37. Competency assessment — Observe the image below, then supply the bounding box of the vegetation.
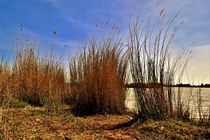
[0,42,66,112]
[0,108,209,139]
[128,10,191,120]
[69,36,128,115]
[0,6,208,140]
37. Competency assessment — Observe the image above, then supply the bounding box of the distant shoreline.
[125,83,210,88]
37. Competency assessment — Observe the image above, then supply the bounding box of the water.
[125,87,210,118]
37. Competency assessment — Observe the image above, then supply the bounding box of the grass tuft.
[69,36,128,115]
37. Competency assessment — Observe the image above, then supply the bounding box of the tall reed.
[11,45,66,110]
[128,10,190,119]
[0,58,11,103]
[69,36,128,115]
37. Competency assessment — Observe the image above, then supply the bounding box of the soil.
[0,106,209,140]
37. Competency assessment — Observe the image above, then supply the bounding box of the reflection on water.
[125,87,210,118]
[125,88,138,112]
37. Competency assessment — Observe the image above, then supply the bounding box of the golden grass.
[69,37,128,115]
[0,46,66,112]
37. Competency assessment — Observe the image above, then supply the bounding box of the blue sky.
[0,0,210,83]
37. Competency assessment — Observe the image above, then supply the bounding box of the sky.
[0,0,210,84]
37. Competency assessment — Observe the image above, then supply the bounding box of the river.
[125,87,210,119]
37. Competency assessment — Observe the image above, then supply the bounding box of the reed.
[0,58,11,100]
[69,36,128,115]
[10,45,66,111]
[195,88,210,125]
[128,10,190,119]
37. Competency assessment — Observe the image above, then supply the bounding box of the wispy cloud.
[0,0,210,75]
[154,0,210,47]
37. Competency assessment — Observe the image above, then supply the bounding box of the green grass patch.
[3,98,31,108]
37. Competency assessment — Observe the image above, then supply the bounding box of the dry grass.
[128,10,191,119]
[12,46,66,110]
[69,36,128,115]
[0,43,66,112]
[195,88,210,125]
[0,58,12,101]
